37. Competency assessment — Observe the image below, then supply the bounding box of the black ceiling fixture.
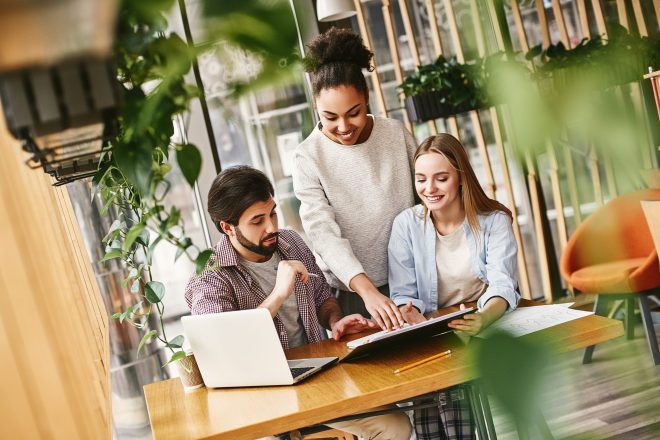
[0,57,119,185]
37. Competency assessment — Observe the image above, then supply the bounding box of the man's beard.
[235,227,278,257]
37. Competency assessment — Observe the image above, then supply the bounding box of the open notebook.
[342,307,474,361]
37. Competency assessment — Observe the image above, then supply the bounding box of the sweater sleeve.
[292,151,366,290]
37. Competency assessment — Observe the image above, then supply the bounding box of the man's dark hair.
[207,166,274,234]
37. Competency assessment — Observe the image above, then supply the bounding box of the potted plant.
[399,55,489,123]
[97,0,301,370]
[525,25,660,94]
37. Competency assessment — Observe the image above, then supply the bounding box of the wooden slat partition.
[424,0,460,139]
[382,0,413,132]
[507,0,555,302]
[591,0,608,36]
[551,0,571,47]
[511,0,530,52]
[616,0,630,30]
[490,109,533,299]
[353,0,389,117]
[442,0,497,199]
[631,0,648,36]
[396,0,437,134]
[535,0,552,48]
[0,106,110,438]
[576,0,590,39]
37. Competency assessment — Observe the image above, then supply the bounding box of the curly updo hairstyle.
[303,27,374,98]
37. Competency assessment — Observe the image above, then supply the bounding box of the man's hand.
[399,301,426,325]
[331,314,378,340]
[448,303,484,336]
[272,260,309,300]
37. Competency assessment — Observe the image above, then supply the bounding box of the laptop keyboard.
[290,366,315,378]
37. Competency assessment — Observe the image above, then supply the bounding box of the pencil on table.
[393,349,452,374]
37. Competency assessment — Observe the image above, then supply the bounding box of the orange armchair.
[560,189,660,365]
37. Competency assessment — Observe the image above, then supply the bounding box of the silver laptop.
[182,308,337,387]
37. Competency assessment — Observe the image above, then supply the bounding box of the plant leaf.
[166,335,185,349]
[176,143,202,187]
[162,350,187,367]
[175,237,192,261]
[195,249,213,274]
[137,330,157,356]
[123,223,146,252]
[131,279,142,294]
[144,281,165,304]
[113,139,154,197]
[101,249,123,262]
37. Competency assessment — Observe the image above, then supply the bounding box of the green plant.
[399,55,486,112]
[95,0,301,367]
[525,24,660,90]
[95,0,211,367]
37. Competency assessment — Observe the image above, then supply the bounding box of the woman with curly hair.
[292,27,416,331]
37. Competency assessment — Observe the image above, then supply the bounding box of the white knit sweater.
[292,116,417,290]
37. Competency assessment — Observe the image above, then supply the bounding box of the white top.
[292,116,417,290]
[434,227,487,307]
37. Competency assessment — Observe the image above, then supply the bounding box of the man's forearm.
[317,297,343,330]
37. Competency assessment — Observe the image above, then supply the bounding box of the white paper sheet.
[477,305,593,338]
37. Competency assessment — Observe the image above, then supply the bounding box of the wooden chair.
[560,189,660,365]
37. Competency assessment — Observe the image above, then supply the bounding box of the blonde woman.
[388,133,520,439]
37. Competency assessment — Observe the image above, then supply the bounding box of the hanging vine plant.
[94,0,302,367]
[94,0,211,366]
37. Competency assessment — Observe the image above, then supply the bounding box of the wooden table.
[144,309,623,439]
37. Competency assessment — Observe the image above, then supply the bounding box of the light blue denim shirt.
[388,205,520,313]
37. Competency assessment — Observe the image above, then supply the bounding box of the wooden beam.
[443,0,496,198]
[491,107,533,299]
[442,0,464,63]
[535,0,551,48]
[551,0,571,48]
[563,145,583,225]
[382,0,413,132]
[591,0,608,37]
[353,0,389,117]
[510,0,530,53]
[396,0,437,134]
[526,152,554,303]
[616,0,629,30]
[575,0,591,39]
[631,0,648,36]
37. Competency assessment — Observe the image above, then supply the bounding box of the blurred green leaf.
[196,249,213,274]
[113,139,154,197]
[163,350,187,367]
[137,330,157,356]
[166,335,185,349]
[100,249,123,262]
[473,331,548,425]
[145,281,165,304]
[123,223,146,252]
[175,237,192,261]
[177,143,202,187]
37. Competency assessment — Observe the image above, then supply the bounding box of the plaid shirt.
[184,229,333,349]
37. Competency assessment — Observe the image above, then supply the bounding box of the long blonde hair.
[414,134,512,237]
